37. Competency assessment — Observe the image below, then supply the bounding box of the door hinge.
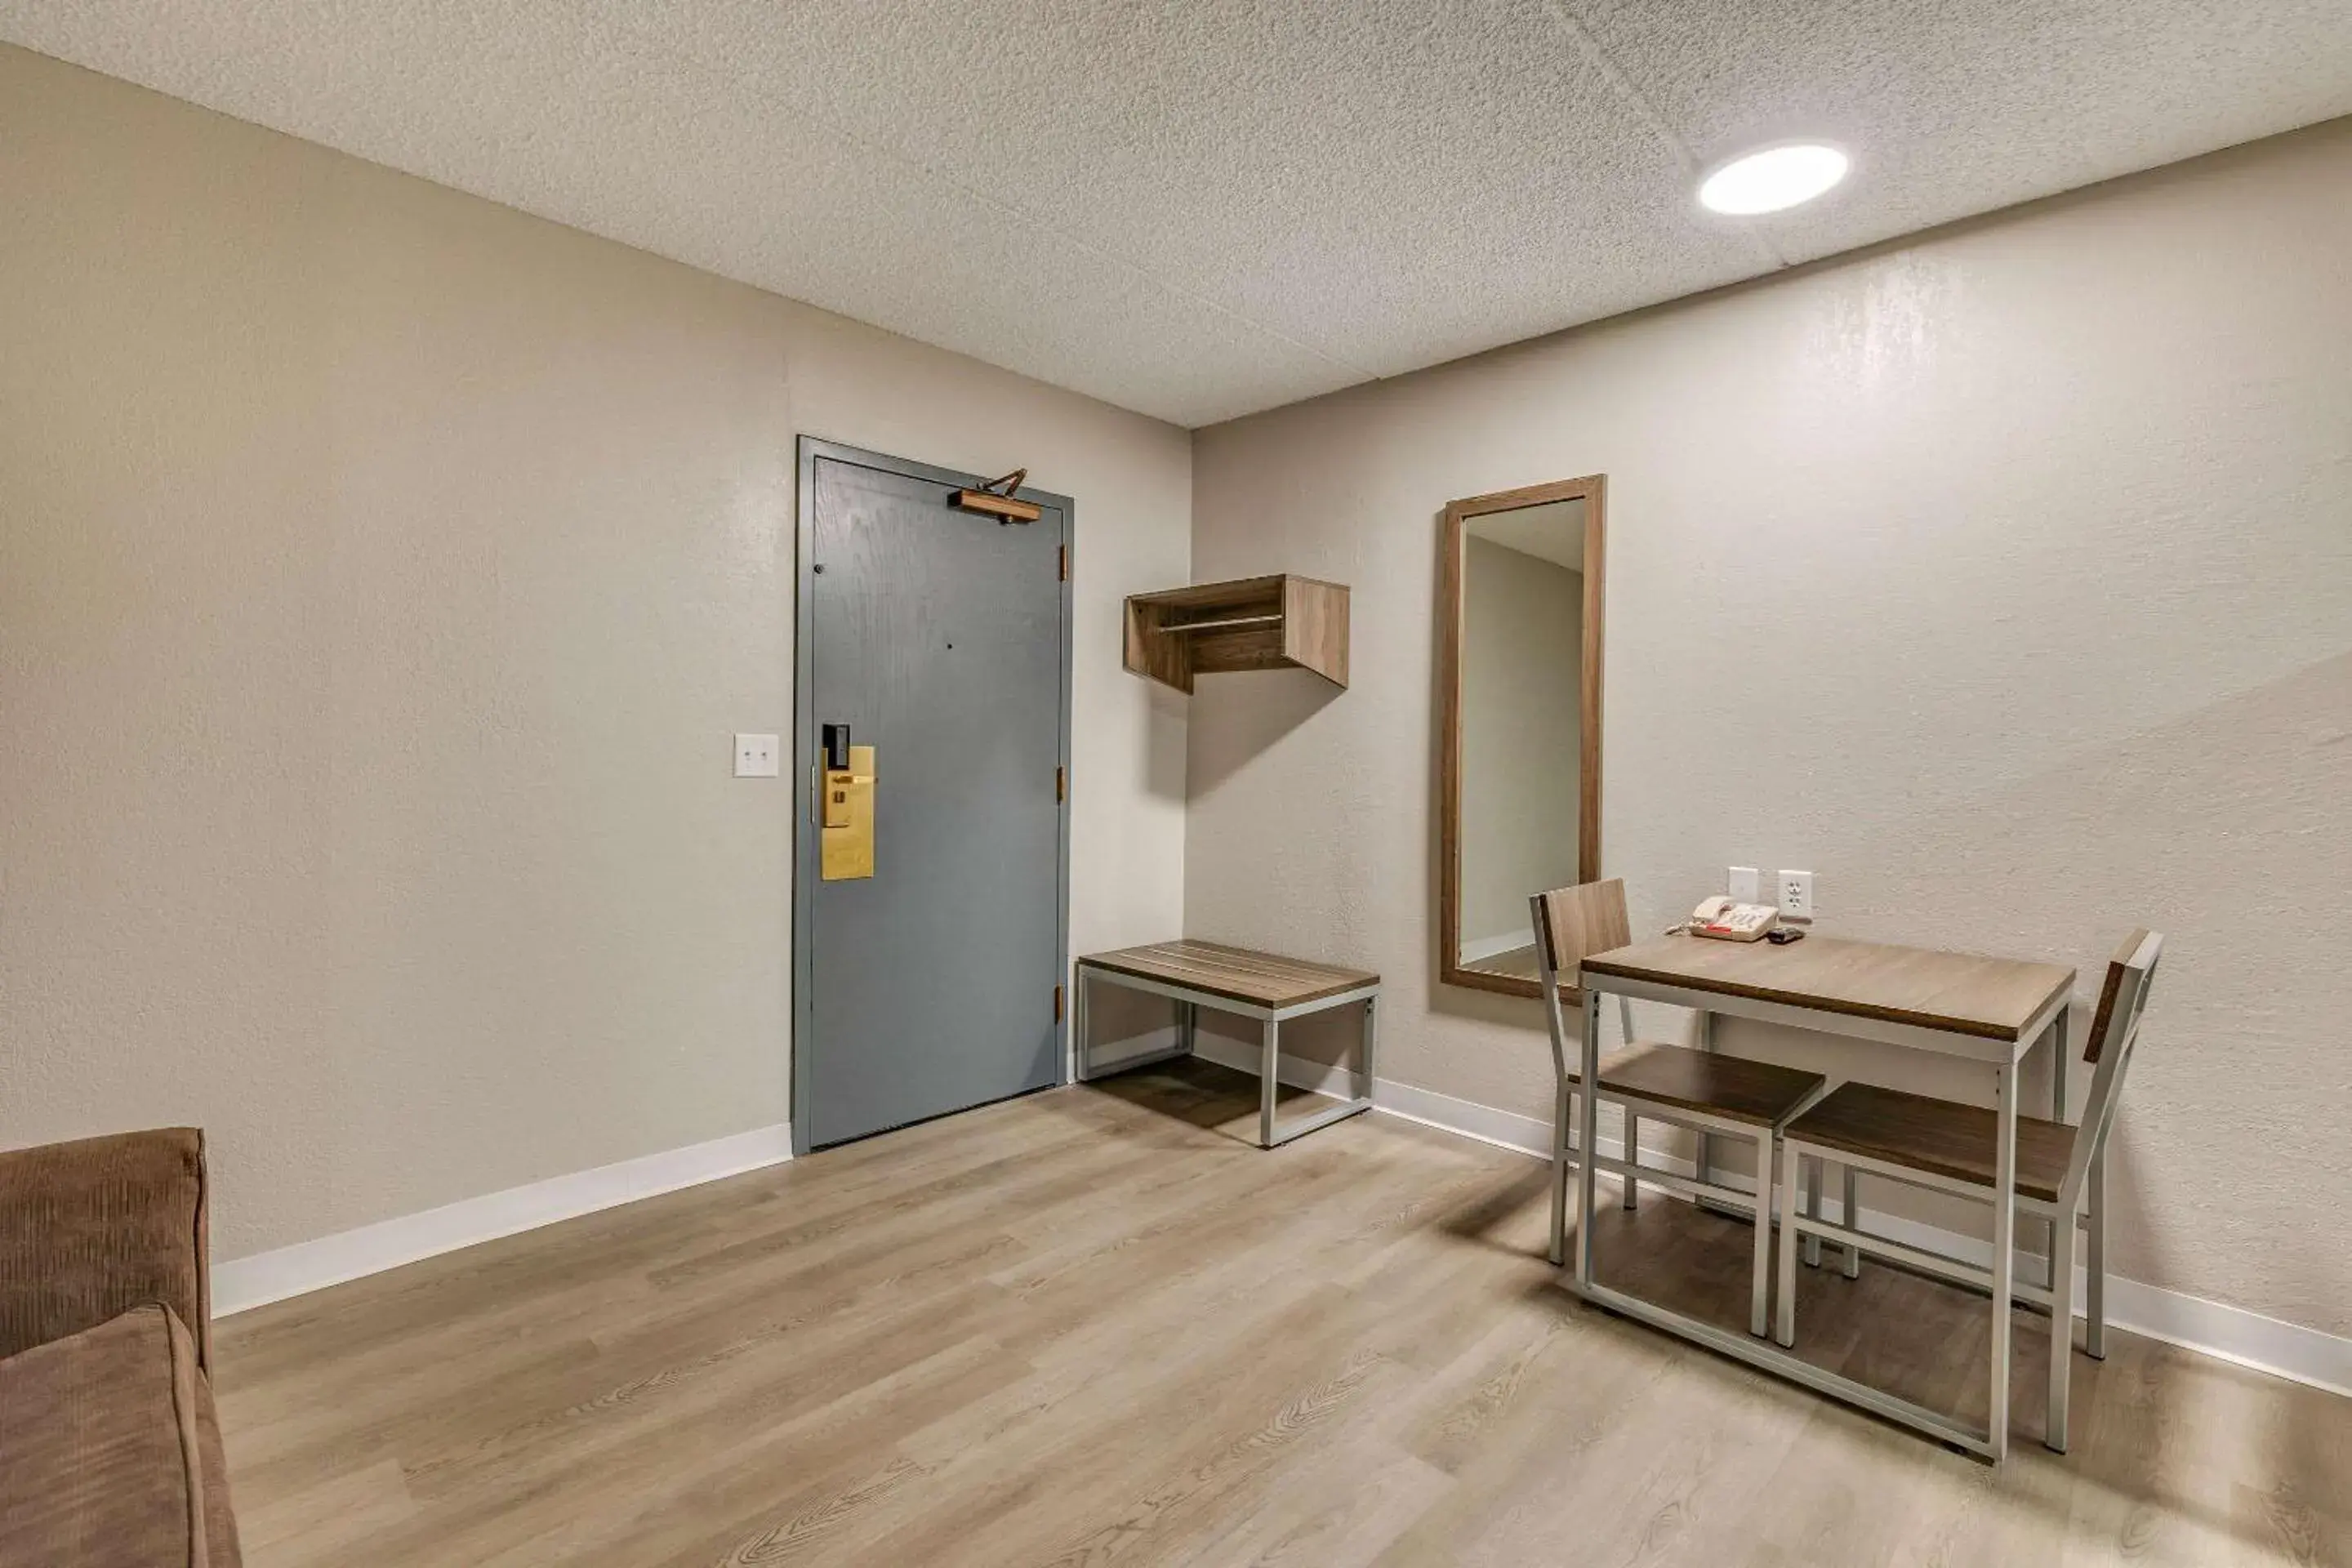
[1058,544,1067,581]
[1054,984,1065,1022]
[1055,765,1066,803]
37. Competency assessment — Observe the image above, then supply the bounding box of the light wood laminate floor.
[216,1060,2350,1567]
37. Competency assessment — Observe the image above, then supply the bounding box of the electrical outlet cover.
[1778,870,1815,920]
[1729,866,1762,903]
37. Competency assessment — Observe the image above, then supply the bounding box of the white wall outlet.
[1728,866,1761,903]
[733,733,781,777]
[1778,870,1815,920]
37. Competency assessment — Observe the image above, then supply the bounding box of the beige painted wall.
[0,46,1190,1262]
[1459,538,1581,951]
[1189,122,2352,1337]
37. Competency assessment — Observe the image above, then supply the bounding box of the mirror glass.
[1442,485,1601,995]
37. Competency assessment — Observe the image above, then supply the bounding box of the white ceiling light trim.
[1698,141,1851,214]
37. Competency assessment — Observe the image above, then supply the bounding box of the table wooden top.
[1582,933,2073,1042]
[1078,940,1379,1009]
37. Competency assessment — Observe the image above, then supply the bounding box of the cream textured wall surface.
[1187,121,2352,1338]
[1459,540,1581,949]
[0,46,1190,1262]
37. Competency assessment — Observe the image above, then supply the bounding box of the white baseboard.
[212,1123,793,1317]
[1083,1026,1184,1076]
[1178,1043,2352,1399]
[1459,928,1535,965]
[2097,1276,2352,1397]
[1374,1076,1559,1156]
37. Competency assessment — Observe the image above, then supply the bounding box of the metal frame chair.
[1533,880,1829,1337]
[1776,928,2163,1453]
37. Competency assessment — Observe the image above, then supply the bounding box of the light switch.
[1778,870,1815,920]
[1728,866,1761,903]
[733,733,780,777]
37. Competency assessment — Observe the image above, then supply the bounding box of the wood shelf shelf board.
[1122,574,1349,693]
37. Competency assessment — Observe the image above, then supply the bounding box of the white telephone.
[1686,895,1780,942]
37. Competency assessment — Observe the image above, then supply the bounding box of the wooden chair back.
[1530,880,1634,1080]
[2065,928,2163,1204]
[1531,879,1632,979]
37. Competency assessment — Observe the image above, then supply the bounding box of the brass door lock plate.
[820,744,875,880]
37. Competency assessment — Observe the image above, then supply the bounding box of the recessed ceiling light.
[1698,143,1850,216]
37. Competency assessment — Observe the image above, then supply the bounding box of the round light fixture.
[1698,142,1849,215]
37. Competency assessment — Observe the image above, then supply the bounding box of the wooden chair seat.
[1571,1041,1826,1128]
[1786,1081,2077,1204]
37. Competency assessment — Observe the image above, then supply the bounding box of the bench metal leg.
[1071,965,1089,1083]
[1259,1016,1281,1148]
[1254,997,1379,1150]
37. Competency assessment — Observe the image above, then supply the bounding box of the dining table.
[1572,929,2075,1460]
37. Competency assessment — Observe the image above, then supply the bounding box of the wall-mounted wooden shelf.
[1123,574,1349,693]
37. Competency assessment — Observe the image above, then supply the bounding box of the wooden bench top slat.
[1582,933,2073,1042]
[1078,940,1379,1009]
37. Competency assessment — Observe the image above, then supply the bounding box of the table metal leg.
[1183,998,1197,1058]
[1695,1009,1715,1188]
[1361,994,1378,1102]
[1988,1059,2018,1462]
[1071,965,1089,1083]
[2049,1005,2069,1123]
[1573,989,1603,1288]
[2043,1008,2069,1285]
[1749,1129,1773,1335]
[1775,1134,1801,1347]
[1619,997,1640,1210]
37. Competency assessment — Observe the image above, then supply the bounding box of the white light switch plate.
[1778,870,1815,920]
[1728,866,1761,903]
[733,733,780,777]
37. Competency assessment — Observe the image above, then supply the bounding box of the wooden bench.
[1072,940,1380,1148]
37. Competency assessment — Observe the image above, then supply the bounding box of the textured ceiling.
[5,2,2348,425]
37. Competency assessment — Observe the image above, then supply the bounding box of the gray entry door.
[794,441,1071,1152]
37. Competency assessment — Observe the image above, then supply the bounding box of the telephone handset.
[1685,895,1780,942]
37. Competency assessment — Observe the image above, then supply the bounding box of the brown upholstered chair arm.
[0,1128,210,1370]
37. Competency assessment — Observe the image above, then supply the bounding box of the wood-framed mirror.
[1438,474,1605,999]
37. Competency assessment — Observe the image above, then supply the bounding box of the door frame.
[790,436,1076,1156]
